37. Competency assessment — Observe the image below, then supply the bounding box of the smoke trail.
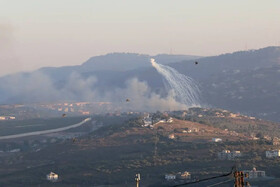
[151,58,201,107]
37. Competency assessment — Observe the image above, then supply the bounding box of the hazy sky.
[0,0,280,76]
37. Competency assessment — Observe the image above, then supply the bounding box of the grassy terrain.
[172,108,280,137]
[0,112,280,186]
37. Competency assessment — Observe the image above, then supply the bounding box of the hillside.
[0,111,280,186]
[0,47,280,122]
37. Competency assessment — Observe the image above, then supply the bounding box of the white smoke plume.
[107,78,186,111]
[0,72,98,103]
[0,23,19,76]
[0,71,186,112]
[151,58,201,107]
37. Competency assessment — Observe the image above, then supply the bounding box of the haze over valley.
[1,46,280,122]
[1,1,280,186]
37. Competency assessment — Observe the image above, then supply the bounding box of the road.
[0,118,91,140]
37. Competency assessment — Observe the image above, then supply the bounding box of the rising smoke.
[0,71,186,111]
[0,58,201,111]
[0,23,19,76]
[151,58,201,107]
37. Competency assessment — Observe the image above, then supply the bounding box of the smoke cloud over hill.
[0,71,186,111]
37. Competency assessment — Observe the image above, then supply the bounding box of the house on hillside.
[242,168,265,179]
[9,149,20,153]
[215,112,225,118]
[167,117,173,123]
[264,135,272,141]
[165,174,176,180]
[192,128,199,132]
[266,150,280,158]
[229,113,238,118]
[218,150,242,160]
[169,134,175,139]
[184,127,199,133]
[212,138,222,142]
[272,137,280,145]
[142,114,152,127]
[177,171,191,180]
[46,172,59,182]
[0,116,16,120]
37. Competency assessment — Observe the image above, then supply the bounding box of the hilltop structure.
[46,172,59,182]
[242,168,266,179]
[266,150,280,158]
[218,150,242,160]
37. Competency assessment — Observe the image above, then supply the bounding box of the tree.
[256,132,264,139]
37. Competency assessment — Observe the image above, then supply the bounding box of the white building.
[167,117,173,123]
[242,168,265,179]
[266,150,280,158]
[165,174,176,180]
[169,134,175,139]
[177,171,191,180]
[143,115,153,127]
[212,138,222,142]
[46,172,59,182]
[9,149,20,153]
[0,116,16,120]
[218,150,242,160]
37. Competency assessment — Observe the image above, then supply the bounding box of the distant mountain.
[37,53,201,76]
[171,46,280,80]
[80,53,201,72]
[0,47,280,122]
[169,46,280,121]
[31,53,200,84]
[0,53,200,104]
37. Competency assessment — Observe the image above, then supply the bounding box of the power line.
[172,167,235,187]
[206,178,234,187]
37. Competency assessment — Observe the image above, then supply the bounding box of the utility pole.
[240,171,244,187]
[153,131,159,165]
[135,173,140,187]
[234,171,240,187]
[234,171,249,187]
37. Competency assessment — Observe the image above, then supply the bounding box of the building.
[167,117,173,123]
[272,137,280,145]
[177,171,191,180]
[218,150,242,160]
[143,114,152,127]
[266,150,280,158]
[242,168,265,179]
[192,128,199,132]
[9,149,20,153]
[46,172,59,182]
[264,135,272,141]
[165,174,176,180]
[212,138,222,142]
[0,116,16,120]
[169,134,175,139]
[229,113,239,118]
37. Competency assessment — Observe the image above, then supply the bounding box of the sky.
[0,0,280,76]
